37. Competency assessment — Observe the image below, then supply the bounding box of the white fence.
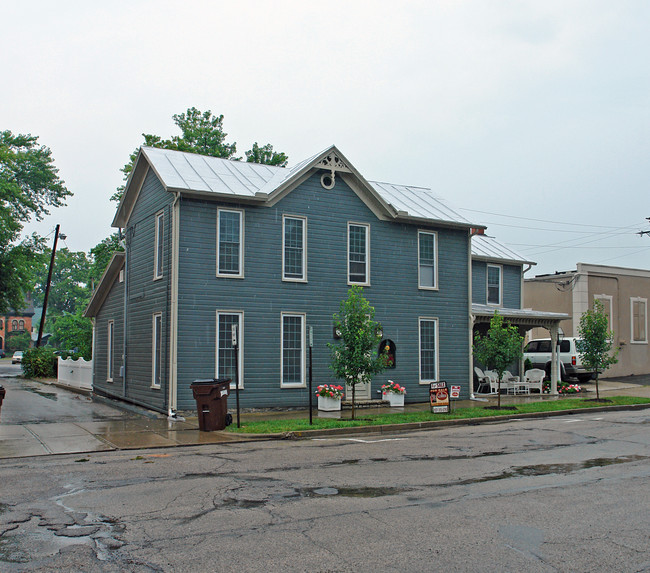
[57,357,93,392]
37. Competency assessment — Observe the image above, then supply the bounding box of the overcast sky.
[3,0,649,276]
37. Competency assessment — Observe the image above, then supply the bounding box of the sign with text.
[450,385,461,399]
[429,382,450,413]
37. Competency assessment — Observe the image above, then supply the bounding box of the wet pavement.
[1,366,649,459]
[0,375,245,459]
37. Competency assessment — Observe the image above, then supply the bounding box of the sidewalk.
[0,377,245,459]
[1,375,649,459]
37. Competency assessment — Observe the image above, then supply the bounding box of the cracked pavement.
[1,409,649,571]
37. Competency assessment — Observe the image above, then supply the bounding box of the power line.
[460,207,645,230]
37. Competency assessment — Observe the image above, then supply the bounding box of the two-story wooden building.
[86,145,486,414]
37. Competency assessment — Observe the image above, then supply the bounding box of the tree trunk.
[351,382,356,420]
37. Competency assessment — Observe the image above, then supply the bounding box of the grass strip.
[226,396,650,434]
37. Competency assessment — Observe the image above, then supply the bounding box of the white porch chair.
[524,369,546,393]
[474,367,494,394]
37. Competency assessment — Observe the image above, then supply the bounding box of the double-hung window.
[152,313,162,388]
[283,215,306,281]
[154,211,164,280]
[216,312,243,388]
[348,222,369,285]
[419,318,438,383]
[281,313,305,387]
[418,231,437,289]
[217,209,243,277]
[107,321,114,382]
[487,264,502,305]
[631,297,647,343]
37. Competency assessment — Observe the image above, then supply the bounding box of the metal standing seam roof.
[139,147,474,227]
[471,234,535,265]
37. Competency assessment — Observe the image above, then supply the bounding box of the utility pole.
[638,217,650,237]
[36,225,65,347]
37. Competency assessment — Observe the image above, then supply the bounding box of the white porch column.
[549,325,559,395]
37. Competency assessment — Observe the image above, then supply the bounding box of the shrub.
[22,347,57,378]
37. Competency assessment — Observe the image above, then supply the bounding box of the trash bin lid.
[190,378,231,386]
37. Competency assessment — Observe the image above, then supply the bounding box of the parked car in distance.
[12,351,24,364]
[524,337,594,382]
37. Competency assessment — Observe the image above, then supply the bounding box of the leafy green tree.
[32,247,92,315]
[49,312,92,359]
[473,311,524,408]
[576,299,618,400]
[5,330,31,353]
[245,142,288,167]
[328,286,388,419]
[0,130,70,312]
[111,108,288,203]
[89,232,123,287]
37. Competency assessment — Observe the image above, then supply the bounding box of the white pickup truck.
[523,337,595,383]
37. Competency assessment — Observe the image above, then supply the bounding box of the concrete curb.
[223,401,650,442]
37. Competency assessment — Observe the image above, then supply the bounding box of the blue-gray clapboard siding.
[471,261,521,308]
[93,275,124,395]
[175,172,471,409]
[121,169,173,412]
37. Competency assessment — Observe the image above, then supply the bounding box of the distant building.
[0,293,35,353]
[525,263,650,377]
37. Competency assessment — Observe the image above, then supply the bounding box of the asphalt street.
[1,408,649,572]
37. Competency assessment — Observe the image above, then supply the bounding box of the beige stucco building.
[524,263,650,378]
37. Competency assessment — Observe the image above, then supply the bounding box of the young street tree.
[576,299,618,400]
[0,130,71,313]
[111,107,288,203]
[473,311,524,408]
[328,286,388,420]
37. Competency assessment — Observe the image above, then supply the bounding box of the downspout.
[168,191,181,417]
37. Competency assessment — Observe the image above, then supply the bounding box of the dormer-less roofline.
[111,145,480,231]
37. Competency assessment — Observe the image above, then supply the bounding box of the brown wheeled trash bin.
[190,379,232,431]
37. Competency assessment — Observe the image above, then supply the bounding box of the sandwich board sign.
[430,382,450,413]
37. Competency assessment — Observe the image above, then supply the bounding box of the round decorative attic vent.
[321,172,335,189]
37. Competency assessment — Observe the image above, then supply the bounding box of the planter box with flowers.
[316,384,345,411]
[381,380,406,407]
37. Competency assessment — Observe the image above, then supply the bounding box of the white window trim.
[281,312,306,388]
[154,211,164,281]
[217,208,245,279]
[487,264,502,306]
[594,294,613,331]
[347,222,370,286]
[418,317,439,384]
[215,310,244,389]
[282,214,307,282]
[151,313,162,389]
[630,296,648,344]
[107,320,114,382]
[417,230,438,291]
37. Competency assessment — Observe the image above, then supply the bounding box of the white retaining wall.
[57,357,93,391]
